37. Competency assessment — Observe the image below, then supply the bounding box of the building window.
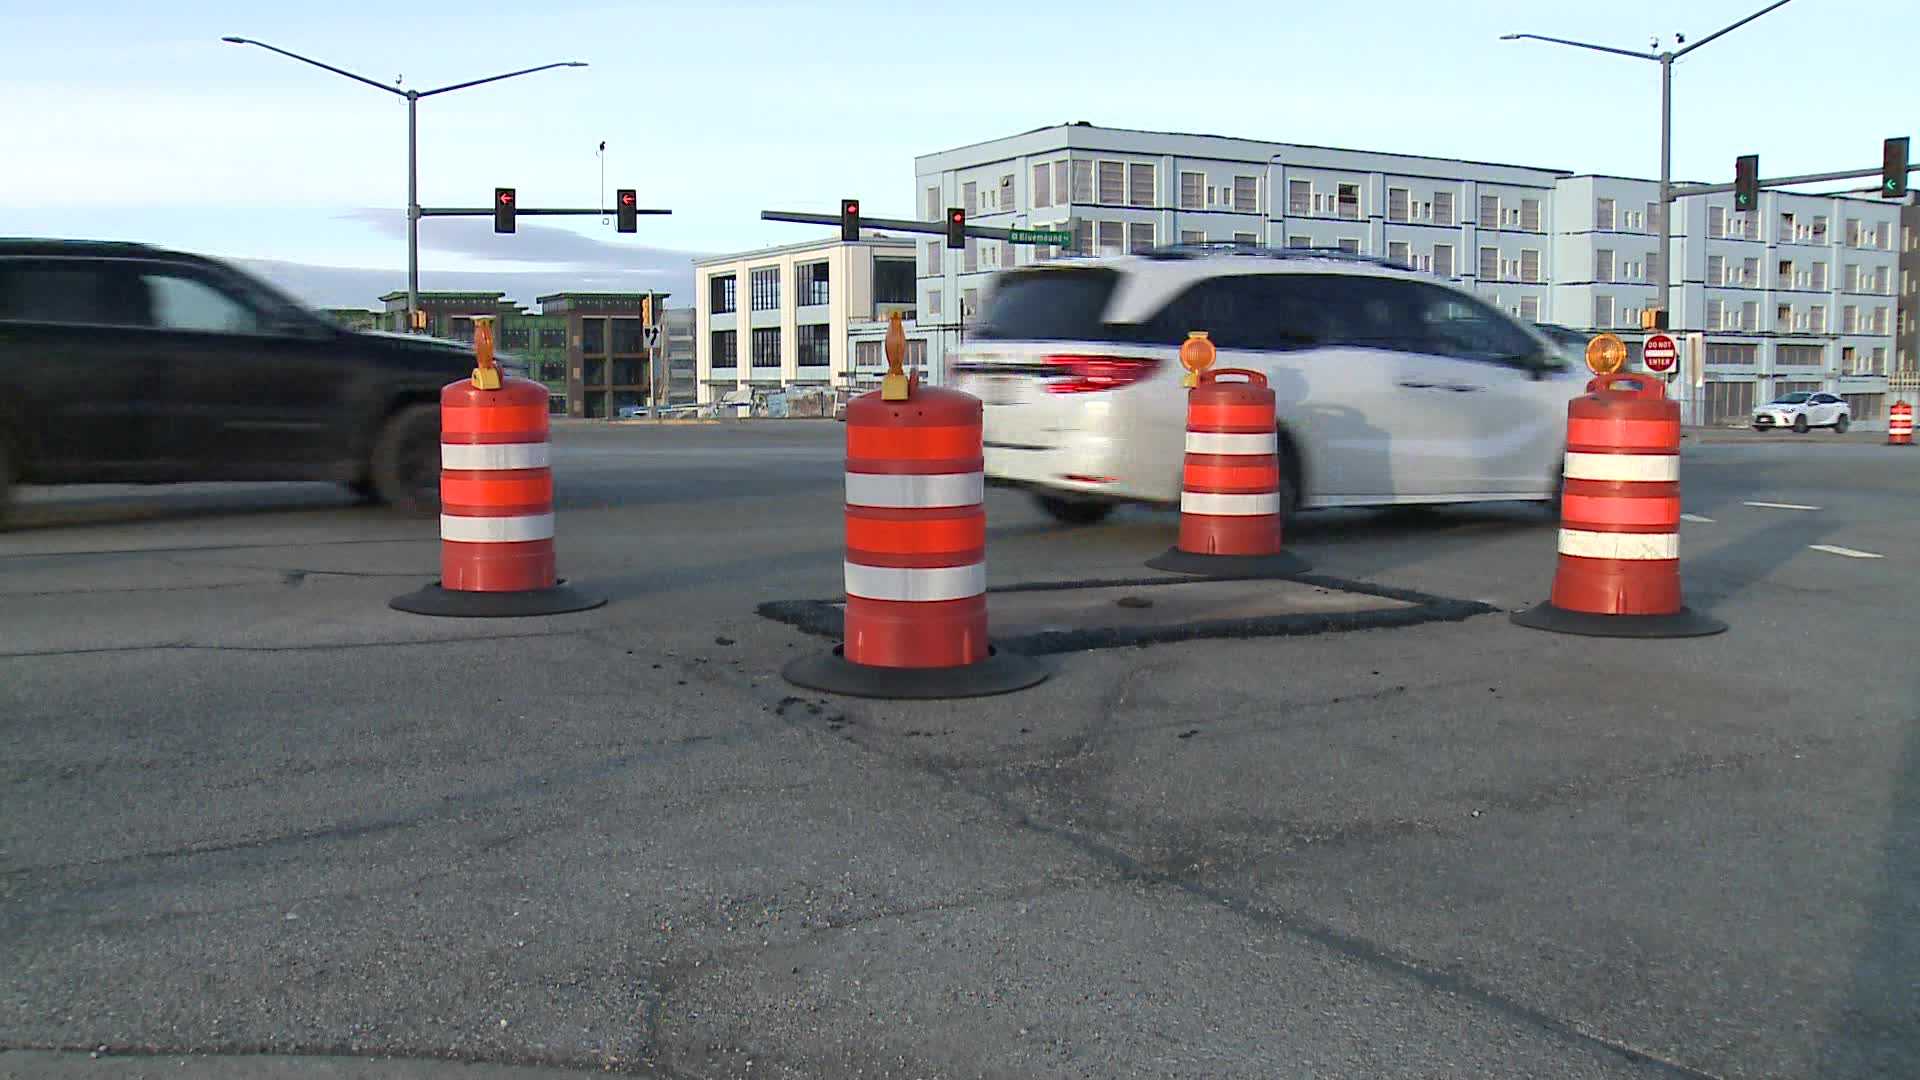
[1519,295,1540,322]
[749,267,780,311]
[1478,246,1499,281]
[1844,393,1885,421]
[1032,163,1051,208]
[1777,344,1823,367]
[964,239,978,273]
[1778,303,1793,328]
[1873,307,1890,334]
[1594,295,1615,328]
[750,327,781,368]
[1070,160,1092,203]
[874,258,915,304]
[1287,234,1310,248]
[1180,171,1204,211]
[1128,163,1154,207]
[959,180,977,215]
[1707,206,1726,238]
[1128,221,1154,254]
[1433,244,1454,277]
[999,173,1014,211]
[1055,161,1070,205]
[1810,305,1826,332]
[1706,343,1757,366]
[1179,229,1204,245]
[926,289,942,317]
[1595,197,1615,230]
[1336,237,1360,255]
[1232,175,1258,214]
[1096,220,1124,257]
[1069,218,1092,256]
[1481,194,1500,226]
[1521,198,1541,232]
[925,240,942,275]
[710,329,737,368]
[1706,255,1724,285]
[1520,249,1540,283]
[1234,231,1259,246]
[1288,179,1311,215]
[1336,183,1360,220]
[1741,301,1758,330]
[796,261,829,306]
[1595,249,1615,282]
[539,327,566,350]
[1433,191,1454,226]
[1843,305,1859,333]
[1706,299,1724,328]
[925,186,940,220]
[1098,161,1125,203]
[1811,262,1828,290]
[710,274,737,314]
[1388,240,1410,266]
[961,288,979,318]
[1387,187,1409,223]
[1870,347,1887,374]
[502,326,530,350]
[796,323,831,368]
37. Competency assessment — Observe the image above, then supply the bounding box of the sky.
[3,0,1914,309]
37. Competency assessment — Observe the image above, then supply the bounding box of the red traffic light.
[620,191,636,206]
[494,186,517,233]
[840,198,861,241]
[616,188,638,233]
[497,190,515,206]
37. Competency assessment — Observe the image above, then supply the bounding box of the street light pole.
[1501,0,1794,334]
[220,37,586,333]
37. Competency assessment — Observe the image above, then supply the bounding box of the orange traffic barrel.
[1512,372,1722,638]
[391,317,602,617]
[1890,400,1913,446]
[1147,367,1306,578]
[782,315,1044,698]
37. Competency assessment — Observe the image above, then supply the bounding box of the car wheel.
[1793,414,1809,434]
[1834,414,1850,434]
[369,404,441,516]
[1035,494,1114,526]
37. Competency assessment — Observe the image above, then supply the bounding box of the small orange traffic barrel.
[1512,368,1722,638]
[391,316,603,618]
[783,315,1044,698]
[1890,400,1913,446]
[1147,333,1306,578]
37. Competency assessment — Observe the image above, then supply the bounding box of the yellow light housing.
[1585,333,1627,376]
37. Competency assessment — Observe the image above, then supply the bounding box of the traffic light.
[494,187,516,233]
[640,294,653,327]
[840,198,861,242]
[617,189,638,233]
[1882,137,1909,199]
[946,207,966,250]
[1733,155,1759,213]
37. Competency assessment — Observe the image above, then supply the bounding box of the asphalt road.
[3,421,1915,1079]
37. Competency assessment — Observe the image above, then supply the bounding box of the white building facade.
[693,236,927,405]
[913,124,1902,426]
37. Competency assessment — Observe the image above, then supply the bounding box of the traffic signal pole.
[760,209,1066,245]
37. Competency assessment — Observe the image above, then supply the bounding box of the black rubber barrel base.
[782,646,1048,700]
[390,580,606,618]
[1510,602,1726,639]
[1146,547,1311,579]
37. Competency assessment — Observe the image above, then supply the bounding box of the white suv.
[951,247,1588,524]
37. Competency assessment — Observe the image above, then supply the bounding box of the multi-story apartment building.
[913,123,1903,426]
[693,236,926,405]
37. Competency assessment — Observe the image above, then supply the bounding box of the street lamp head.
[565,61,589,67]
[221,36,248,44]
[1499,33,1522,40]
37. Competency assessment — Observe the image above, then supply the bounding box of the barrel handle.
[1586,371,1665,399]
[1203,368,1268,388]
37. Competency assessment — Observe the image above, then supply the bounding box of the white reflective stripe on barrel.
[441,442,551,470]
[1562,451,1678,483]
[440,512,556,543]
[842,561,986,603]
[1557,528,1678,560]
[1179,491,1281,516]
[845,471,984,509]
[1184,431,1276,455]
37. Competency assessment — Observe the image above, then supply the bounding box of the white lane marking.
[1808,544,1883,560]
[1563,452,1679,483]
[1557,529,1679,560]
[845,471,983,509]
[1680,513,1715,523]
[1744,501,1821,511]
[843,561,986,602]
[1179,491,1281,516]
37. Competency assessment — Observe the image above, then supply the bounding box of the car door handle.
[1439,383,1483,393]
[1397,380,1438,390]
[1397,380,1483,393]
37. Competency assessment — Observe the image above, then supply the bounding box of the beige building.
[694,235,926,405]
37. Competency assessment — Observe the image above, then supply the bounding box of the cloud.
[236,255,700,312]
[340,208,705,271]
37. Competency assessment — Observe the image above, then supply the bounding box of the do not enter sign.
[1644,333,1678,373]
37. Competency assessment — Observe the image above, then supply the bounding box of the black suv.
[0,240,472,523]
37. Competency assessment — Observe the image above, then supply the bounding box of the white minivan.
[950,248,1589,524]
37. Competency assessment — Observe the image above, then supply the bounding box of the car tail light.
[1042,354,1159,394]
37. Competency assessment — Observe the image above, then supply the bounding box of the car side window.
[0,260,146,327]
[1403,282,1538,364]
[1142,277,1293,351]
[142,272,261,334]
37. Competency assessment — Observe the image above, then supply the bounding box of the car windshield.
[1770,392,1813,404]
[973,269,1124,341]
